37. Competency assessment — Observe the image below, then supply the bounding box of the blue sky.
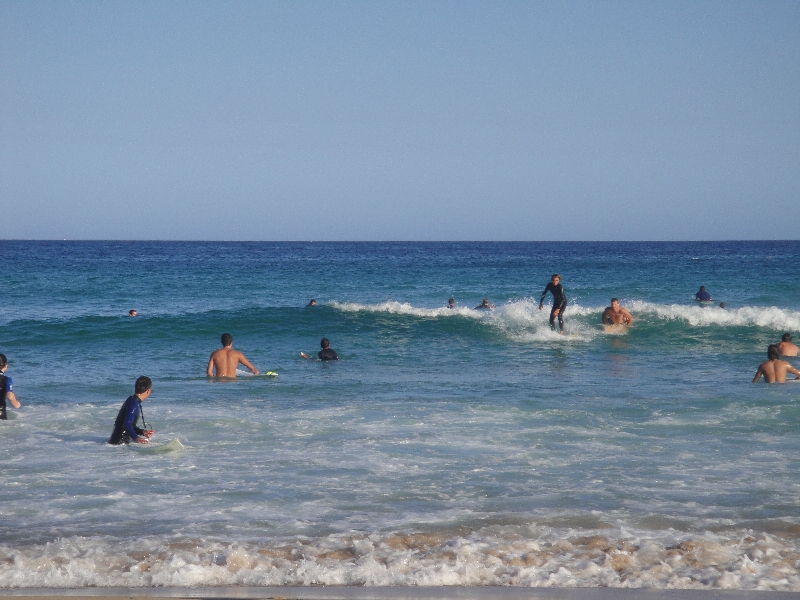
[1,1,798,241]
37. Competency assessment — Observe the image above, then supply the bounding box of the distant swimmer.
[302,338,339,361]
[0,354,21,420]
[695,286,712,302]
[777,333,799,357]
[753,345,800,383]
[475,298,494,310]
[719,303,726,309]
[539,273,567,334]
[602,298,634,328]
[447,298,455,309]
[307,299,317,306]
[128,309,137,317]
[207,333,259,377]
[108,376,154,444]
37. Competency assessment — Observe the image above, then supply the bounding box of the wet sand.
[1,588,800,600]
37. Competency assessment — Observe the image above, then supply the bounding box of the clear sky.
[1,1,798,241]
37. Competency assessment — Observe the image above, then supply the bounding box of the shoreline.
[2,588,800,600]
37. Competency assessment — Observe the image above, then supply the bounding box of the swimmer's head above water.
[221,333,233,347]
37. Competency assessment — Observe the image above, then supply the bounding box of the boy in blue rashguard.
[0,354,22,420]
[108,376,154,444]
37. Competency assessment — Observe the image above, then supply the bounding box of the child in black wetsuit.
[539,274,567,333]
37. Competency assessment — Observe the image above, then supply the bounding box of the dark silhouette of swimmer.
[108,376,154,444]
[307,299,317,306]
[475,298,494,310]
[129,309,137,317]
[0,353,21,420]
[539,274,567,333]
[447,298,455,309]
[302,338,339,361]
[695,286,712,302]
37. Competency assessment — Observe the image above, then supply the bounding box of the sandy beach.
[2,588,800,600]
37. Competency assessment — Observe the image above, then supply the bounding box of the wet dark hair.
[611,298,620,304]
[135,376,152,394]
[221,333,233,347]
[783,333,793,342]
[699,286,705,291]
[320,338,330,349]
[448,298,455,304]
[0,354,6,369]
[768,345,780,360]
[552,274,561,280]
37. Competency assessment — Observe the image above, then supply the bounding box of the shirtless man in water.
[753,345,800,383]
[777,333,799,357]
[602,298,634,327]
[207,333,259,377]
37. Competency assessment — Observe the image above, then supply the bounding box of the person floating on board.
[753,345,800,383]
[302,338,339,361]
[307,299,317,306]
[695,286,712,302]
[539,273,567,334]
[602,298,634,328]
[475,298,494,310]
[447,297,455,309]
[207,333,259,378]
[108,376,154,444]
[0,354,21,420]
[777,333,799,357]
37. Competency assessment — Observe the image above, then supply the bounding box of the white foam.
[3,526,800,590]
[629,301,800,330]
[332,298,800,333]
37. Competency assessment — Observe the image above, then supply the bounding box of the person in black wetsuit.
[539,273,567,334]
[0,354,21,420]
[301,338,339,361]
[108,376,154,444]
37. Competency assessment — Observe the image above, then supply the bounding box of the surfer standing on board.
[777,333,799,357]
[602,298,634,328]
[539,274,567,334]
[753,345,800,383]
[207,333,259,377]
[108,376,154,444]
[0,354,21,420]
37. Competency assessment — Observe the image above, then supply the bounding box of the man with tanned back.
[753,345,800,383]
[207,333,259,378]
[777,333,799,357]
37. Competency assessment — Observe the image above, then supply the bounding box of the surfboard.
[135,438,185,455]
[236,370,278,378]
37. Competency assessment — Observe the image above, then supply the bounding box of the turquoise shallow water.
[1,241,800,589]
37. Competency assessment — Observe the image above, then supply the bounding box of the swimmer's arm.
[237,353,259,375]
[300,352,310,359]
[787,364,800,380]
[622,309,633,324]
[601,308,611,324]
[206,356,215,377]
[753,367,764,383]
[5,390,20,409]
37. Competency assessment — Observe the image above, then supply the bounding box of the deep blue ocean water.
[1,240,800,589]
